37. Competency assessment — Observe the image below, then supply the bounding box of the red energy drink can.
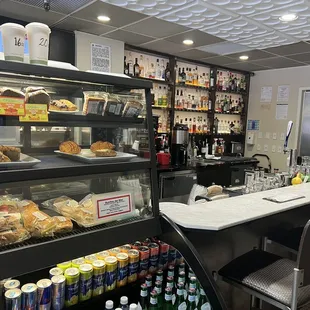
[158,241,169,270]
[142,238,151,246]
[131,241,142,250]
[138,246,150,279]
[148,243,159,274]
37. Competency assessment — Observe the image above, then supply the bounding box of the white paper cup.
[25,22,51,65]
[0,23,26,62]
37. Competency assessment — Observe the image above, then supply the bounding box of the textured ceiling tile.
[103,29,155,44]
[263,42,310,56]
[251,56,306,69]
[175,49,217,60]
[140,39,189,54]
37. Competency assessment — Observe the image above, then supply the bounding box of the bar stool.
[219,220,310,310]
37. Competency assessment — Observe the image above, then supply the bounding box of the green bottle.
[174,283,185,310]
[164,287,173,310]
[139,284,149,310]
[189,277,197,290]
[149,291,159,310]
[197,288,211,310]
[156,270,164,283]
[186,289,197,310]
[178,263,185,275]
[146,274,153,298]
[166,276,174,290]
[154,281,164,310]
[177,271,186,285]
[167,265,175,279]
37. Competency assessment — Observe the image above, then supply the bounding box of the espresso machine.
[171,123,189,166]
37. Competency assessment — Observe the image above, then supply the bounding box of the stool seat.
[219,249,310,308]
[268,227,303,252]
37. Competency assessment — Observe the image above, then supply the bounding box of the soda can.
[92,260,106,297]
[5,288,21,310]
[37,279,52,310]
[21,283,38,310]
[56,261,71,272]
[79,264,93,301]
[131,241,142,250]
[0,278,10,295]
[51,275,65,310]
[148,243,159,274]
[128,249,139,283]
[116,253,128,288]
[71,258,85,269]
[158,241,169,270]
[120,244,132,253]
[138,246,150,279]
[104,256,117,292]
[108,247,121,257]
[49,267,63,279]
[4,279,20,291]
[85,254,97,264]
[168,246,177,266]
[142,238,151,246]
[64,267,79,307]
[96,251,110,260]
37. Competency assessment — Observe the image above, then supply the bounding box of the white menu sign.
[277,85,290,102]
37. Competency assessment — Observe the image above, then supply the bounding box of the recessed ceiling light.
[97,15,111,22]
[183,39,194,45]
[279,13,298,22]
[239,55,249,60]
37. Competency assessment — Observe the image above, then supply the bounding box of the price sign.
[19,104,48,122]
[92,191,134,223]
[0,96,25,116]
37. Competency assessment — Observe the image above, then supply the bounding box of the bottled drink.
[178,263,185,274]
[149,291,159,310]
[120,296,129,310]
[154,281,164,310]
[127,52,134,77]
[164,287,173,310]
[197,288,211,310]
[177,67,181,84]
[210,70,215,88]
[181,68,186,85]
[167,265,175,279]
[165,63,171,83]
[130,304,138,310]
[106,300,114,310]
[174,283,185,309]
[161,60,166,80]
[139,55,145,77]
[189,277,197,290]
[124,56,129,75]
[146,274,153,296]
[139,284,149,310]
[177,271,186,286]
[186,289,196,310]
[156,270,164,283]
[134,58,140,77]
[166,276,174,290]
[156,59,162,79]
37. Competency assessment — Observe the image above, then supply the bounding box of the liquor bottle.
[218,71,223,91]
[188,118,192,134]
[127,52,134,77]
[180,90,184,109]
[164,288,173,310]
[193,67,198,85]
[161,60,166,80]
[149,291,159,310]
[197,288,211,310]
[223,76,227,91]
[162,87,167,107]
[134,58,140,77]
[154,281,164,310]
[186,289,197,310]
[124,56,129,75]
[165,63,171,83]
[185,68,190,84]
[210,70,215,89]
[151,62,156,79]
[174,283,185,309]
[181,68,186,85]
[198,75,204,88]
[188,69,193,85]
[120,296,129,310]
[177,67,181,84]
[106,300,114,310]
[192,118,196,134]
[205,73,210,88]
[156,59,162,79]
[139,55,145,77]
[203,120,208,134]
[139,284,149,310]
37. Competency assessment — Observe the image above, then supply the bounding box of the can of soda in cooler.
[21,283,38,310]
[85,254,97,264]
[158,241,169,270]
[108,247,121,257]
[148,243,159,274]
[92,260,106,296]
[56,261,71,272]
[168,246,177,266]
[120,244,132,253]
[138,246,150,279]
[37,279,52,310]
[104,256,117,292]
[128,249,139,283]
[51,275,65,310]
[71,258,85,269]
[116,253,128,288]
[96,251,109,261]
[131,241,142,250]
[4,279,20,291]
[49,267,63,279]
[142,238,151,246]
[5,288,21,310]
[64,267,79,307]
[79,264,93,301]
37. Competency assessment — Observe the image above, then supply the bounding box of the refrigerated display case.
[0,61,226,310]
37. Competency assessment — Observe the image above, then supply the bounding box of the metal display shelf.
[0,217,161,279]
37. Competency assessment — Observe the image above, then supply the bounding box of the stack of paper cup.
[0,23,26,62]
[25,22,51,65]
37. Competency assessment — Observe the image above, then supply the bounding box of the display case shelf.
[216,89,246,95]
[176,83,209,91]
[137,76,171,85]
[152,106,171,110]
[215,112,243,116]
[175,108,211,113]
[0,217,161,279]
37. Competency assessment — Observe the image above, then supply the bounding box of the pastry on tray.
[49,99,78,112]
[59,141,81,154]
[0,146,21,161]
[90,141,115,153]
[95,149,117,157]
[0,88,25,99]
[25,88,50,105]
[0,152,11,163]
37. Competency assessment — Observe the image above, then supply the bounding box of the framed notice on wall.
[90,43,111,73]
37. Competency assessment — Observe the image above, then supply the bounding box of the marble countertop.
[160,183,310,231]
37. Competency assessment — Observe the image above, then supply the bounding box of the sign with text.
[19,104,48,122]
[0,96,25,116]
[92,191,134,224]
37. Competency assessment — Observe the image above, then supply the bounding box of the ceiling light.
[279,13,298,22]
[239,55,249,60]
[97,15,111,22]
[183,39,194,45]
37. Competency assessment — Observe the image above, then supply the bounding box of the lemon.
[292,176,302,185]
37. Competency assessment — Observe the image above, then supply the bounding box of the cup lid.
[0,23,26,32]
[25,22,51,33]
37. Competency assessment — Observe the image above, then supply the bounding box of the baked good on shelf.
[95,149,117,157]
[59,141,81,154]
[0,146,21,161]
[0,213,22,231]
[49,99,78,112]
[0,228,30,246]
[0,152,11,162]
[83,93,107,116]
[123,100,143,118]
[53,216,73,234]
[26,89,51,105]
[0,88,25,98]
[90,141,115,153]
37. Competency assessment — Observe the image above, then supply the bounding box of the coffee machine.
[171,124,189,166]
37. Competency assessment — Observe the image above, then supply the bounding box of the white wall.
[75,31,124,73]
[245,65,310,172]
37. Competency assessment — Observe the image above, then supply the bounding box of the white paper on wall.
[90,43,111,72]
[260,86,272,103]
[276,104,288,120]
[277,85,290,102]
